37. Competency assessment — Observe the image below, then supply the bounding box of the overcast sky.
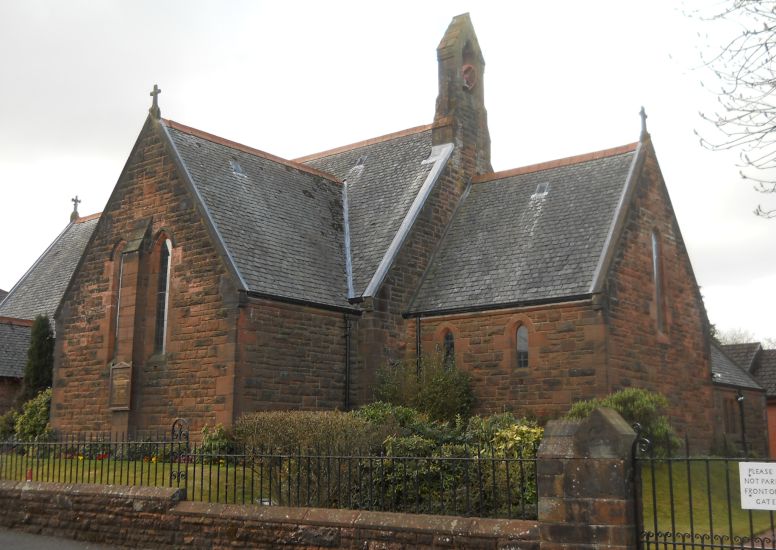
[0,1,774,341]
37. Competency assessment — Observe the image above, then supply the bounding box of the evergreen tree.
[19,314,54,403]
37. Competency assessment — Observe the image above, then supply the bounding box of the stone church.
[44,14,765,452]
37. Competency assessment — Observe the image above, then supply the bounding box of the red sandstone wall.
[412,301,607,420]
[602,143,714,448]
[236,297,352,415]
[52,118,239,435]
[0,377,20,414]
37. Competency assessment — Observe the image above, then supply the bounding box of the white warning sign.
[739,462,776,510]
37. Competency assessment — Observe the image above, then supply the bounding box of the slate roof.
[409,146,637,314]
[711,342,763,390]
[721,342,761,372]
[163,122,353,310]
[0,215,100,324]
[0,290,7,303]
[300,127,438,296]
[751,349,776,397]
[0,320,31,379]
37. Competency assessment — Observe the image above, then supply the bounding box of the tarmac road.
[0,528,118,549]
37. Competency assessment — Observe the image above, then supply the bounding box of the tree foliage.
[695,1,776,217]
[19,315,54,403]
[374,353,475,422]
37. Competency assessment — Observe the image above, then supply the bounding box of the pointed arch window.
[153,239,172,353]
[516,325,529,369]
[652,231,665,332]
[443,330,455,368]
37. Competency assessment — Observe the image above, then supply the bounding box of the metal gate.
[634,428,776,549]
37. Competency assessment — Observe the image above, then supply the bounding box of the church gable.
[53,117,242,433]
[601,139,714,447]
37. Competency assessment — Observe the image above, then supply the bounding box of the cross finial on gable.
[639,106,648,140]
[149,84,162,119]
[70,195,81,222]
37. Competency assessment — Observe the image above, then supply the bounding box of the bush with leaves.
[14,388,52,442]
[374,353,475,422]
[350,405,542,518]
[564,387,678,454]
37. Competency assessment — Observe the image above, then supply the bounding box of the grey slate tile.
[751,349,776,396]
[167,127,352,309]
[712,342,763,391]
[0,321,30,379]
[302,129,435,296]
[0,217,99,327]
[409,150,636,314]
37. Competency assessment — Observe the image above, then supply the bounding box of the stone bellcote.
[433,13,492,175]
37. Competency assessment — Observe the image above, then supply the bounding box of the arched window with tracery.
[443,330,455,368]
[153,238,172,353]
[108,241,126,359]
[516,325,529,369]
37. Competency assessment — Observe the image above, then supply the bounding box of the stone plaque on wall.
[109,361,132,411]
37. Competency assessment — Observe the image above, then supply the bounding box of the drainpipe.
[344,316,351,411]
[415,315,422,377]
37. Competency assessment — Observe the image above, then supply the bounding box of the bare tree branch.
[695,1,776,217]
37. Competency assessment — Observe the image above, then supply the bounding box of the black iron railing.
[0,433,538,519]
[635,434,776,549]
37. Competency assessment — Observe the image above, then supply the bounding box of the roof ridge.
[294,124,434,163]
[161,119,341,184]
[473,142,639,183]
[74,212,101,224]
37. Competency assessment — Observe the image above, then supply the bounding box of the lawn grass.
[639,458,776,541]
[0,451,270,505]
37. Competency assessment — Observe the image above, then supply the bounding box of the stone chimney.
[433,13,492,176]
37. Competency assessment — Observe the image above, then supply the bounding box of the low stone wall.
[0,480,540,549]
[0,408,637,548]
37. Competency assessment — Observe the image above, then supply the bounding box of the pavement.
[0,528,118,549]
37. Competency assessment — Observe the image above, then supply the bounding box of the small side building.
[0,209,100,410]
[711,342,768,456]
[724,342,776,457]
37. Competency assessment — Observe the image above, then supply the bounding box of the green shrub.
[200,423,235,456]
[14,388,52,442]
[233,410,383,453]
[565,387,678,454]
[374,354,475,422]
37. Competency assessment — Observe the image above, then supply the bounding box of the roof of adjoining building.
[302,126,438,297]
[751,349,776,397]
[0,290,7,303]
[721,342,762,372]
[409,146,637,314]
[0,215,100,324]
[0,318,32,379]
[711,342,763,391]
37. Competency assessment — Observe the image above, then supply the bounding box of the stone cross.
[70,195,81,222]
[640,106,648,139]
[149,84,162,119]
